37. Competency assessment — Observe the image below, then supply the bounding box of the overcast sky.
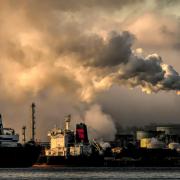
[1,0,180,141]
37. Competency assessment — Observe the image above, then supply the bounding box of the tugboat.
[0,103,41,167]
[44,115,104,166]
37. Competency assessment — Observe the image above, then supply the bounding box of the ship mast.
[0,114,3,135]
[31,103,36,142]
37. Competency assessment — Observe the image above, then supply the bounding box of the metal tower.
[0,114,3,135]
[31,103,36,142]
[22,126,26,143]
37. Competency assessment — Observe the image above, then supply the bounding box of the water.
[0,167,180,179]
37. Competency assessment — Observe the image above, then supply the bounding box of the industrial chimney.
[65,115,71,131]
[0,114,3,135]
[22,126,26,144]
[31,103,36,142]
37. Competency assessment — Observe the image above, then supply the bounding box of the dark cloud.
[0,0,180,141]
[119,55,164,85]
[92,31,135,67]
[58,31,134,67]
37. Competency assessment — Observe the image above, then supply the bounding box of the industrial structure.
[44,115,103,165]
[0,112,41,167]
[31,103,36,142]
[37,114,180,167]
[135,125,180,150]
[45,115,91,157]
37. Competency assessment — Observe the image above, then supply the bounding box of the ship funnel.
[65,115,71,131]
[0,114,3,135]
[76,123,89,144]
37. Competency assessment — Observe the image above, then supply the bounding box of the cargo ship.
[0,104,41,167]
[43,115,104,166]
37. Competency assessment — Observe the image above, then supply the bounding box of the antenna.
[31,103,36,142]
[22,126,26,143]
[0,114,3,135]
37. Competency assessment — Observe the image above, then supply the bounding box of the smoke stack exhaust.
[65,114,71,131]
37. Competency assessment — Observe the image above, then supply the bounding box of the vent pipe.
[65,114,71,131]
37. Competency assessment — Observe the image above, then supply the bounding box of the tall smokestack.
[65,114,71,131]
[31,103,36,142]
[22,126,26,144]
[0,114,3,135]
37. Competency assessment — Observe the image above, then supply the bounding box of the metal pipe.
[31,103,36,142]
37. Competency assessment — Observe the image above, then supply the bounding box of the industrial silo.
[156,125,180,136]
[136,131,157,141]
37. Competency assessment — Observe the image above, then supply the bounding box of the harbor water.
[0,166,180,179]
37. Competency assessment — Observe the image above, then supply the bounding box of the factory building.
[156,125,180,144]
[114,134,134,147]
[136,130,158,141]
[157,125,180,136]
[135,124,180,149]
[140,138,165,149]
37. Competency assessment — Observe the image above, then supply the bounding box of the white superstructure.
[0,115,19,147]
[45,115,92,157]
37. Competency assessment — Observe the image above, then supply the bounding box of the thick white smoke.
[0,2,180,103]
[84,104,117,141]
[1,1,180,141]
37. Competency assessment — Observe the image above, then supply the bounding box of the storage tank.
[156,125,180,136]
[147,138,165,149]
[140,138,165,149]
[140,138,151,148]
[136,131,156,141]
[168,142,180,150]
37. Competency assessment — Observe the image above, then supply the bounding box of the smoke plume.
[0,1,180,140]
[84,104,117,141]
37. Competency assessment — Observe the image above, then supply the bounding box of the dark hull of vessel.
[41,155,104,167]
[0,144,41,167]
[40,157,180,167]
[107,148,180,167]
[38,148,180,167]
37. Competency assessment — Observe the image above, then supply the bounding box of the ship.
[0,104,41,167]
[43,115,104,166]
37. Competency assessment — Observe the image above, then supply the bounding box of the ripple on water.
[0,167,179,179]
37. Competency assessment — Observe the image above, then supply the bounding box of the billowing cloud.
[84,104,117,141]
[0,0,180,141]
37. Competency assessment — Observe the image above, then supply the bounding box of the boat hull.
[42,155,104,167]
[0,145,41,167]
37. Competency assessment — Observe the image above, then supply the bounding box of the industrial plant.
[0,103,41,168]
[36,115,180,167]
[1,102,180,167]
